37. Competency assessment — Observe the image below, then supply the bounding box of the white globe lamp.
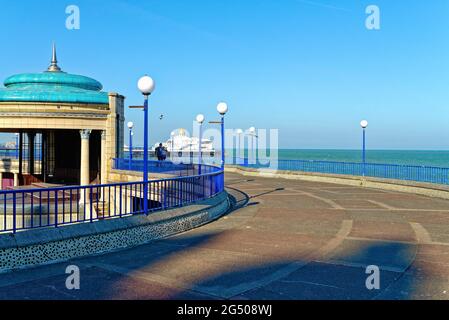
[196,114,205,124]
[137,75,155,95]
[217,102,228,115]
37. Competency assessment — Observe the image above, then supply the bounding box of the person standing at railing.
[161,146,167,161]
[155,143,163,161]
[155,143,167,167]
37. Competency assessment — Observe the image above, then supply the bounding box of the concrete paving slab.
[347,210,408,223]
[349,221,416,242]
[375,273,449,300]
[276,261,400,293]
[238,279,374,300]
[0,266,212,300]
[334,199,384,209]
[323,239,416,272]
[2,171,449,299]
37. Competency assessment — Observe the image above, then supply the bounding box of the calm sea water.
[5,148,447,168]
[269,149,449,168]
[132,149,449,168]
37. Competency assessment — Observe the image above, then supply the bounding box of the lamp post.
[196,114,205,174]
[248,126,256,165]
[217,102,228,169]
[360,120,368,177]
[137,75,155,215]
[127,122,134,170]
[236,129,243,164]
[170,131,175,161]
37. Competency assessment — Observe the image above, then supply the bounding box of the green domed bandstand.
[0,44,125,189]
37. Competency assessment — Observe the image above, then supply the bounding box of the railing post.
[210,175,213,197]
[12,193,16,234]
[55,190,58,228]
[180,179,184,206]
[119,185,123,217]
[90,187,93,223]
[163,180,167,209]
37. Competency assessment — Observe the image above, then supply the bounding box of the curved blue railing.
[0,161,224,234]
[112,158,221,176]
[233,157,449,185]
[114,158,194,174]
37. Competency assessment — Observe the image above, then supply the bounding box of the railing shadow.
[0,232,419,300]
[250,188,285,199]
[225,179,256,186]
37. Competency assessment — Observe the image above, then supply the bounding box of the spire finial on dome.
[47,42,62,72]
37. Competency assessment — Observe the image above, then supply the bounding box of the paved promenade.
[1,172,449,299]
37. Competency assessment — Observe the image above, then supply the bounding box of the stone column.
[79,129,92,186]
[107,93,125,177]
[13,173,19,187]
[47,131,55,176]
[41,132,47,182]
[18,132,23,176]
[79,130,94,220]
[100,131,108,203]
[101,130,107,185]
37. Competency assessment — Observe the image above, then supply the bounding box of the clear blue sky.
[0,0,448,149]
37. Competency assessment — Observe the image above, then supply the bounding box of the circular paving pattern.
[1,171,449,299]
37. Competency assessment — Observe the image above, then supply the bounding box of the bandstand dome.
[0,44,125,188]
[0,45,108,105]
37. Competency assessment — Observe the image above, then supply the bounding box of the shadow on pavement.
[0,183,427,300]
[0,232,418,300]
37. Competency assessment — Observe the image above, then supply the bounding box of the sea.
[129,149,449,168]
[6,148,447,168]
[269,149,449,168]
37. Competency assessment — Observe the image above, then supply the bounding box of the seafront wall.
[226,166,449,200]
[0,191,230,272]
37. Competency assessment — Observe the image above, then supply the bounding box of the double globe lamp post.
[216,102,228,170]
[248,126,256,164]
[170,131,176,161]
[196,114,205,174]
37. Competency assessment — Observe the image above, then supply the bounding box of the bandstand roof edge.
[0,45,124,105]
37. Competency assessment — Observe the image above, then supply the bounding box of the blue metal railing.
[0,148,43,160]
[0,148,19,159]
[114,158,194,175]
[233,157,449,185]
[0,162,224,234]
[112,159,221,176]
